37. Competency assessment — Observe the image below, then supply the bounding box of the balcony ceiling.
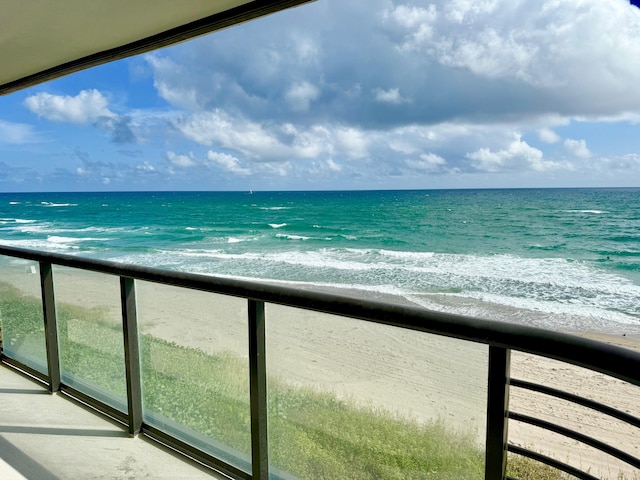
[0,0,310,95]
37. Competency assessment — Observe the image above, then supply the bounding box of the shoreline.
[1,264,639,477]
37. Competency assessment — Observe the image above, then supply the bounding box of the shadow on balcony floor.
[0,364,224,480]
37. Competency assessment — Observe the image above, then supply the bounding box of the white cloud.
[382,4,438,47]
[373,88,409,104]
[145,55,200,111]
[285,81,320,112]
[136,161,156,172]
[0,120,37,144]
[435,27,536,82]
[405,153,447,172]
[147,0,640,131]
[384,4,438,29]
[175,110,332,161]
[598,154,640,172]
[334,127,369,159]
[383,0,640,114]
[173,107,589,181]
[445,0,499,23]
[538,128,561,144]
[466,135,563,172]
[166,151,196,167]
[326,158,342,172]
[564,138,591,158]
[206,151,252,176]
[24,89,115,124]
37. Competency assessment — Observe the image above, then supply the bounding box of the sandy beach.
[1,261,639,478]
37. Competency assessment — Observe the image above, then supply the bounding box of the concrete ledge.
[0,364,225,479]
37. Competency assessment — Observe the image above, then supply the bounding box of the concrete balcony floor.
[0,364,225,480]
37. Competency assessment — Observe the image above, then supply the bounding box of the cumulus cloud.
[170,104,584,182]
[24,90,115,124]
[599,153,640,172]
[385,0,640,99]
[326,158,342,172]
[538,128,561,144]
[564,138,592,158]
[466,134,562,172]
[23,89,140,144]
[136,161,157,173]
[147,0,640,129]
[405,153,448,172]
[174,110,329,161]
[206,151,252,175]
[373,88,410,104]
[166,151,196,167]
[10,0,639,190]
[285,81,320,112]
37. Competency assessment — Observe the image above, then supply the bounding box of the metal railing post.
[485,346,511,480]
[121,277,143,436]
[39,261,61,392]
[248,299,269,479]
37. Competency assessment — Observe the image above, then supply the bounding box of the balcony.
[0,364,222,480]
[1,244,639,479]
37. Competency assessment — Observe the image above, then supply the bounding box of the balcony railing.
[0,244,639,480]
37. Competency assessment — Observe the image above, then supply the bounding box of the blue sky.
[1,0,640,192]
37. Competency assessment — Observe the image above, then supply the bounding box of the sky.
[1,0,640,192]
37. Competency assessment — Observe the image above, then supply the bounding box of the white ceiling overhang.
[0,0,312,95]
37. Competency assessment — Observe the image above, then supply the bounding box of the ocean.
[1,189,639,334]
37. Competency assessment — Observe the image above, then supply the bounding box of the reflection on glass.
[266,304,488,479]
[53,266,126,412]
[0,256,47,373]
[136,281,251,472]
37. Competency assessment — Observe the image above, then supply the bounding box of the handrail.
[507,444,600,480]
[510,378,640,429]
[509,411,640,469]
[2,245,639,386]
[1,244,640,480]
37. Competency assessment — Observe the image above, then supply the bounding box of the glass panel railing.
[135,282,251,473]
[265,304,488,479]
[0,255,47,373]
[53,266,127,412]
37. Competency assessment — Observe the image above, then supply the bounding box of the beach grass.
[0,280,635,479]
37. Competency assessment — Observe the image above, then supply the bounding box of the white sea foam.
[0,238,76,250]
[40,202,78,207]
[47,236,104,244]
[259,206,290,211]
[9,202,20,205]
[172,248,639,318]
[276,234,310,241]
[269,223,287,229]
[47,236,81,244]
[565,209,606,214]
[16,224,52,233]
[0,218,37,224]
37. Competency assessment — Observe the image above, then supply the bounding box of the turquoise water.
[1,189,639,333]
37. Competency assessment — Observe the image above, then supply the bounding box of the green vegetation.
[0,280,636,479]
[0,281,48,369]
[506,454,571,479]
